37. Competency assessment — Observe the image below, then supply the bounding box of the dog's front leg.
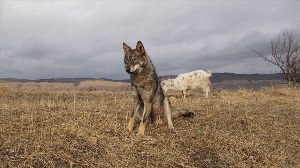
[127,100,139,131]
[137,100,152,136]
[128,85,141,131]
[127,98,143,131]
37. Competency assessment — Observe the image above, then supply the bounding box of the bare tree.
[253,31,300,86]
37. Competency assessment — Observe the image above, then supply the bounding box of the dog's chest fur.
[130,56,164,114]
[131,65,156,91]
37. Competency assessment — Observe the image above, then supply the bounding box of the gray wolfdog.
[123,41,194,135]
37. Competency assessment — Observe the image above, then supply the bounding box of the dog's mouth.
[126,65,141,74]
[127,68,140,75]
[126,69,137,74]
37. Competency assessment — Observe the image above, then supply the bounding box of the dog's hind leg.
[154,110,163,126]
[164,97,174,129]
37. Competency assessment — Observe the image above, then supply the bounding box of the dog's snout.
[125,66,137,74]
[130,67,136,73]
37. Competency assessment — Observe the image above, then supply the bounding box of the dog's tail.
[166,98,194,119]
[172,106,195,119]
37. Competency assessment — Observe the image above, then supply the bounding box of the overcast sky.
[1,0,300,80]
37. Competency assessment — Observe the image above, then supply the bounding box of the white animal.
[161,70,212,98]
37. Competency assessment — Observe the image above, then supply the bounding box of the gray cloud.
[1,0,300,79]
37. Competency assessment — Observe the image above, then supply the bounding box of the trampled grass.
[0,86,299,167]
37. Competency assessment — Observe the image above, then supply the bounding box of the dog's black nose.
[126,68,130,73]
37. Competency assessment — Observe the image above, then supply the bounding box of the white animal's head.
[161,78,174,92]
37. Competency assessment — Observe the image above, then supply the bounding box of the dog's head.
[123,41,147,75]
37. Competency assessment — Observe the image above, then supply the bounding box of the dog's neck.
[130,54,157,87]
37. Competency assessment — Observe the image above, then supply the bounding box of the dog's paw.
[127,126,134,132]
[168,124,174,130]
[127,118,135,131]
[137,129,145,136]
[137,123,145,136]
[169,126,176,133]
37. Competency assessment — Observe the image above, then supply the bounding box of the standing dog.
[123,41,193,135]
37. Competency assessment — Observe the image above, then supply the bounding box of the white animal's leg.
[182,90,186,99]
[205,85,210,98]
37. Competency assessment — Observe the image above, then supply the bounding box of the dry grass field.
[0,86,299,167]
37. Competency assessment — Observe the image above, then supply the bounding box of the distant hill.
[209,73,283,83]
[0,77,111,83]
[0,73,284,84]
[156,73,286,90]
[0,73,287,91]
[156,73,284,83]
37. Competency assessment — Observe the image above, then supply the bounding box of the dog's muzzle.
[126,65,141,74]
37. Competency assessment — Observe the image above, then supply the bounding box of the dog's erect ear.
[123,43,131,55]
[136,41,146,55]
